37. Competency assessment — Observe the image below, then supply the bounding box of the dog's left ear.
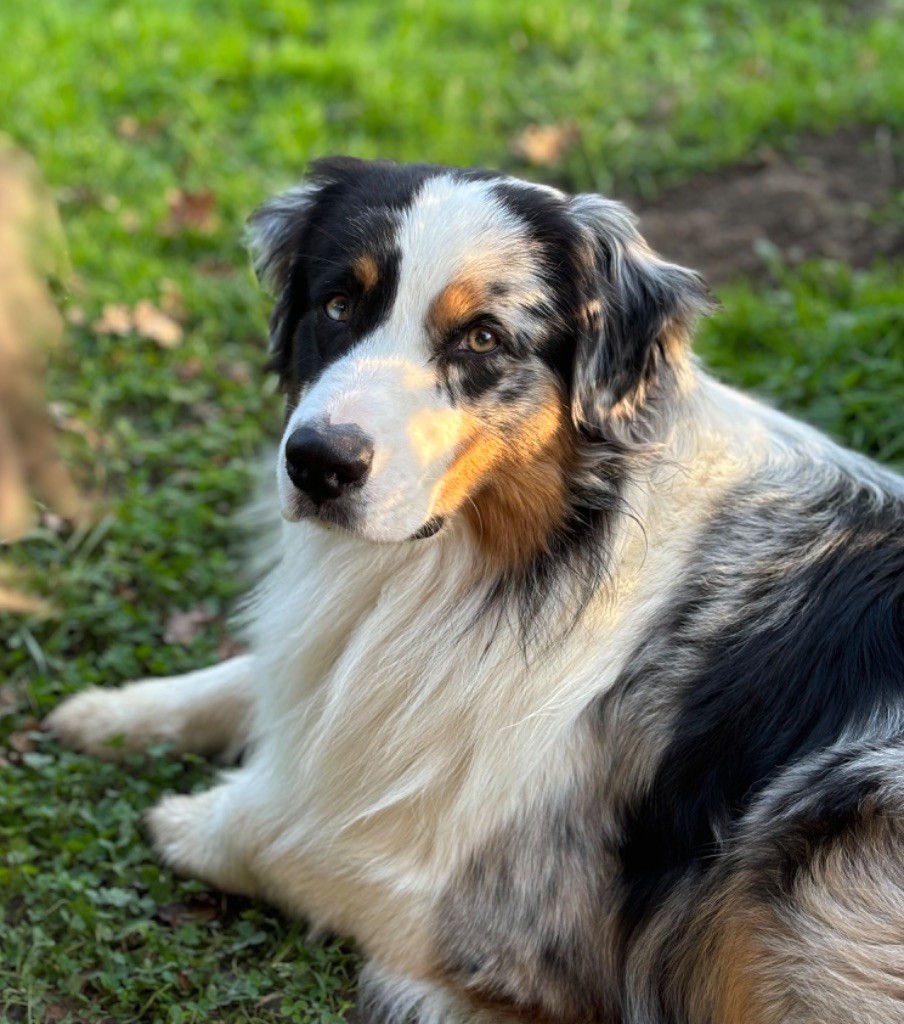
[567,194,713,432]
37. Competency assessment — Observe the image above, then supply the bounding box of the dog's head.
[247,158,710,562]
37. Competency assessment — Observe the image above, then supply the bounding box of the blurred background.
[1,1,902,1020]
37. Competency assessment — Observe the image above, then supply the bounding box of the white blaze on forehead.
[386,174,548,352]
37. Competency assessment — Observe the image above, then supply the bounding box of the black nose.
[284,424,374,504]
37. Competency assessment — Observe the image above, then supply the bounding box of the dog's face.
[248,158,709,560]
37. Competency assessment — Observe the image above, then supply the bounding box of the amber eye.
[464,326,499,354]
[324,294,351,322]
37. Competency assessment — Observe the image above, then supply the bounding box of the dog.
[48,157,904,1024]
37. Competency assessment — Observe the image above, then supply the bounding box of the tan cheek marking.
[352,253,379,292]
[429,276,487,336]
[434,394,575,569]
[431,414,509,519]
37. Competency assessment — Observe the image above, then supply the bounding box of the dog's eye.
[463,326,498,354]
[324,294,351,322]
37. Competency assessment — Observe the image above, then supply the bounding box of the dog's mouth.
[284,492,445,543]
[410,516,445,540]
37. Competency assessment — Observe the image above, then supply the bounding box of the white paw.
[145,788,259,897]
[145,793,207,878]
[45,687,140,760]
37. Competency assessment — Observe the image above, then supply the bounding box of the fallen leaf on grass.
[115,115,140,140]
[216,636,249,661]
[133,299,183,348]
[40,1001,84,1024]
[65,305,87,327]
[119,209,141,233]
[91,303,132,336]
[114,114,167,141]
[163,605,216,645]
[195,257,235,278]
[91,299,184,348]
[160,187,218,235]
[176,356,205,381]
[155,893,222,927]
[511,120,581,167]
[256,993,286,1010]
[0,586,53,616]
[9,730,37,754]
[218,361,253,385]
[0,683,23,718]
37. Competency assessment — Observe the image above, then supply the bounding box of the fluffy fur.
[48,158,904,1024]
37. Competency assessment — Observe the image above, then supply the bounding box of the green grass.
[1,1,903,1021]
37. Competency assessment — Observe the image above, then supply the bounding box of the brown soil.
[627,126,902,284]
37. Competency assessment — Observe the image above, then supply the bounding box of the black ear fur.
[568,194,713,431]
[244,158,372,379]
[245,181,325,379]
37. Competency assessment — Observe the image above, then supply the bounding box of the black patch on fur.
[436,789,621,1024]
[490,183,587,389]
[455,354,508,402]
[616,479,904,942]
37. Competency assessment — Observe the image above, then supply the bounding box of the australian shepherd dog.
[49,158,904,1024]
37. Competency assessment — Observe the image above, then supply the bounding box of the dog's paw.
[145,793,207,878]
[145,789,258,897]
[45,688,138,760]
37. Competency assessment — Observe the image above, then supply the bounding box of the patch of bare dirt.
[628,127,902,284]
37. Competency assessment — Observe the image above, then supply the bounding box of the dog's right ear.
[246,158,372,378]
[245,181,325,379]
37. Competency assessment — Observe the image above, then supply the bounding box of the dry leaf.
[195,258,234,278]
[0,682,23,718]
[115,115,140,140]
[216,636,249,661]
[511,121,581,168]
[221,361,252,385]
[9,730,36,753]
[155,893,222,927]
[133,299,183,348]
[176,356,205,381]
[256,994,286,1010]
[160,188,218,235]
[163,605,216,645]
[42,1001,83,1024]
[119,209,140,233]
[92,303,133,336]
[0,587,52,615]
[114,581,138,602]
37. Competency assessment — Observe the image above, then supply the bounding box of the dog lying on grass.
[49,158,904,1024]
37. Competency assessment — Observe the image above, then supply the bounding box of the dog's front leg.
[46,654,254,761]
